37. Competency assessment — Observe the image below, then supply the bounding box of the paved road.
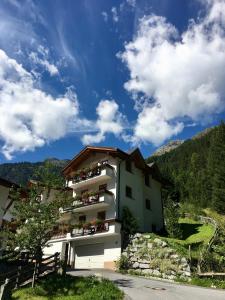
[68,269,225,300]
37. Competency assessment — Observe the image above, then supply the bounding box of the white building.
[0,177,18,228]
[45,146,164,270]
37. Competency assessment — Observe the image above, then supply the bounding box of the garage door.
[75,243,104,269]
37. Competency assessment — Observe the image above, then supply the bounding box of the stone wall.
[122,233,191,281]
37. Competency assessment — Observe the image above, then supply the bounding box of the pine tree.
[208,122,225,214]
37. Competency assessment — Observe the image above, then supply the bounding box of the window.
[126,160,132,173]
[79,215,86,223]
[126,185,132,198]
[145,174,150,187]
[97,211,106,220]
[145,199,151,210]
[99,184,107,191]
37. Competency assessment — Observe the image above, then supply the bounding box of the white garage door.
[75,243,104,269]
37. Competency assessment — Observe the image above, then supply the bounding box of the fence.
[0,252,60,300]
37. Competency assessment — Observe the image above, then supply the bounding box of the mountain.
[147,122,225,214]
[152,127,214,157]
[152,140,184,157]
[0,158,69,186]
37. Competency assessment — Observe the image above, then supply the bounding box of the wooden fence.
[0,252,60,300]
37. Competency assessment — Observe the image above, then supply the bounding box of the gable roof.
[62,146,127,176]
[0,177,18,188]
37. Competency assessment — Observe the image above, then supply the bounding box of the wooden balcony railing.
[71,220,110,237]
[70,162,113,184]
[62,190,113,212]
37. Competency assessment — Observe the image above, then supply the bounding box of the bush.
[116,254,131,272]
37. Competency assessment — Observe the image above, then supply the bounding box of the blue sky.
[0,0,225,163]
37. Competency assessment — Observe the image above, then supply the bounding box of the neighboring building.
[0,177,18,228]
[45,146,164,270]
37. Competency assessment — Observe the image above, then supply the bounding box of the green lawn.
[179,217,215,245]
[154,217,215,259]
[12,274,124,300]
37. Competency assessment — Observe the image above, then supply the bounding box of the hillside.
[147,122,225,214]
[152,140,184,156]
[0,158,69,186]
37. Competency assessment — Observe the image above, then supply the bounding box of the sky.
[0,0,225,163]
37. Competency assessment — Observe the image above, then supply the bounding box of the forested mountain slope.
[0,158,68,186]
[147,122,225,214]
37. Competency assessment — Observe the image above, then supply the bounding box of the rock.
[142,269,153,275]
[154,238,162,245]
[139,263,149,269]
[184,266,191,273]
[162,241,167,247]
[122,252,128,257]
[132,262,139,269]
[167,275,176,280]
[130,256,137,262]
[170,254,179,260]
[139,259,149,264]
[147,243,153,249]
[183,271,191,277]
[134,233,142,239]
[181,257,187,264]
[152,270,161,277]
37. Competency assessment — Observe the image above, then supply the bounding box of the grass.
[179,217,215,244]
[176,276,225,289]
[143,217,215,260]
[161,217,215,259]
[12,274,124,300]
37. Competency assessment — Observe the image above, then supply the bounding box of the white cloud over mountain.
[120,0,225,145]
[0,49,78,159]
[82,100,126,145]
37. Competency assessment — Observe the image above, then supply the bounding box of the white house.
[0,177,18,228]
[44,146,164,270]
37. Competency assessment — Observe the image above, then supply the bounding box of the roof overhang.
[62,146,127,177]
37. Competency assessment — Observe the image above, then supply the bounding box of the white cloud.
[0,49,78,159]
[126,0,136,8]
[29,50,59,76]
[101,11,108,22]
[120,0,225,145]
[82,100,125,144]
[111,7,119,23]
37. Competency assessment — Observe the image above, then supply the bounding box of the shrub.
[116,254,131,272]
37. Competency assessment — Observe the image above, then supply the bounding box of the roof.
[62,146,127,176]
[62,145,161,178]
[0,177,18,188]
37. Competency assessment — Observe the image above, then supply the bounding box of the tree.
[164,190,182,238]
[2,162,72,257]
[121,206,138,249]
[208,122,225,214]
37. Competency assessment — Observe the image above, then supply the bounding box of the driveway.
[68,269,225,300]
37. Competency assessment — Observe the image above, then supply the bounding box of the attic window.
[126,160,132,173]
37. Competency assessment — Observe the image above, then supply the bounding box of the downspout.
[116,159,122,220]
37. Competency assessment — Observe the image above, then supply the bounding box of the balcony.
[68,219,121,241]
[62,190,113,213]
[50,220,121,242]
[68,163,114,190]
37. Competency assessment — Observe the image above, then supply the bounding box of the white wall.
[43,241,63,257]
[119,160,163,232]
[0,185,11,226]
[67,153,118,221]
